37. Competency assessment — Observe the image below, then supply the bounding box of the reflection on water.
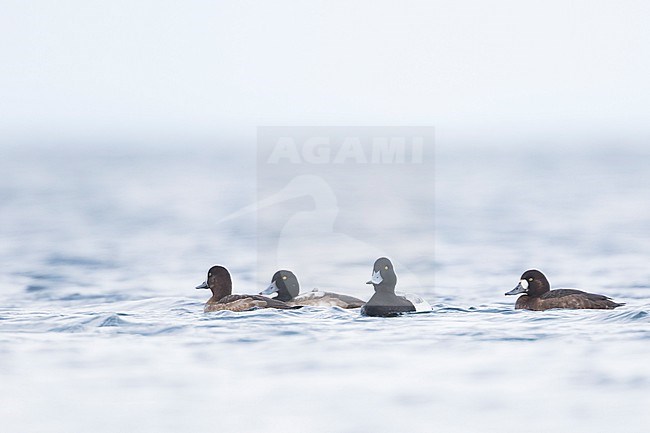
[0,144,649,433]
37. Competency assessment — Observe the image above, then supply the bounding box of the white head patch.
[260,281,279,298]
[519,279,529,290]
[370,270,383,284]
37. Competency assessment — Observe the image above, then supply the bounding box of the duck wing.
[204,296,267,312]
[248,295,303,309]
[205,294,301,312]
[541,289,589,299]
[540,289,624,309]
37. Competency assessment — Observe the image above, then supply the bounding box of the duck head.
[505,269,550,297]
[196,265,233,300]
[366,257,397,292]
[260,270,300,302]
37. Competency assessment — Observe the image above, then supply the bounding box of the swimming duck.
[505,269,624,310]
[360,257,432,317]
[260,270,365,308]
[196,265,301,312]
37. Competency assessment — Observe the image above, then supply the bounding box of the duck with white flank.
[261,270,365,308]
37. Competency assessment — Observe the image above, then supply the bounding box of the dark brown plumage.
[506,269,624,311]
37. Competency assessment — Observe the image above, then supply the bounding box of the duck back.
[516,289,624,311]
[205,294,301,312]
[291,290,365,308]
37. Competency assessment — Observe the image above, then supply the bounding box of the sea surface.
[1,143,649,433]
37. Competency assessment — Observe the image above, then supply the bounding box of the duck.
[360,257,432,317]
[260,270,366,308]
[195,265,301,312]
[505,269,624,310]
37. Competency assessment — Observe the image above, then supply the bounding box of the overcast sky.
[1,0,649,147]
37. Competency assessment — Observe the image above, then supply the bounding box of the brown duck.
[505,269,624,311]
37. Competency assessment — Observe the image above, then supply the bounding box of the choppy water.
[1,143,649,432]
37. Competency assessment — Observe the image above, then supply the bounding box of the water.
[1,143,649,432]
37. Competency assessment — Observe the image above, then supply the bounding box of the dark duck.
[196,265,301,312]
[260,270,365,308]
[505,269,624,311]
[361,257,432,317]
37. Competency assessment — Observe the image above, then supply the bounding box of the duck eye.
[384,266,389,270]
[282,276,287,280]
[528,278,533,281]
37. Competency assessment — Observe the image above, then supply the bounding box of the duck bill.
[260,281,279,298]
[366,270,383,285]
[195,281,209,290]
[505,280,528,296]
